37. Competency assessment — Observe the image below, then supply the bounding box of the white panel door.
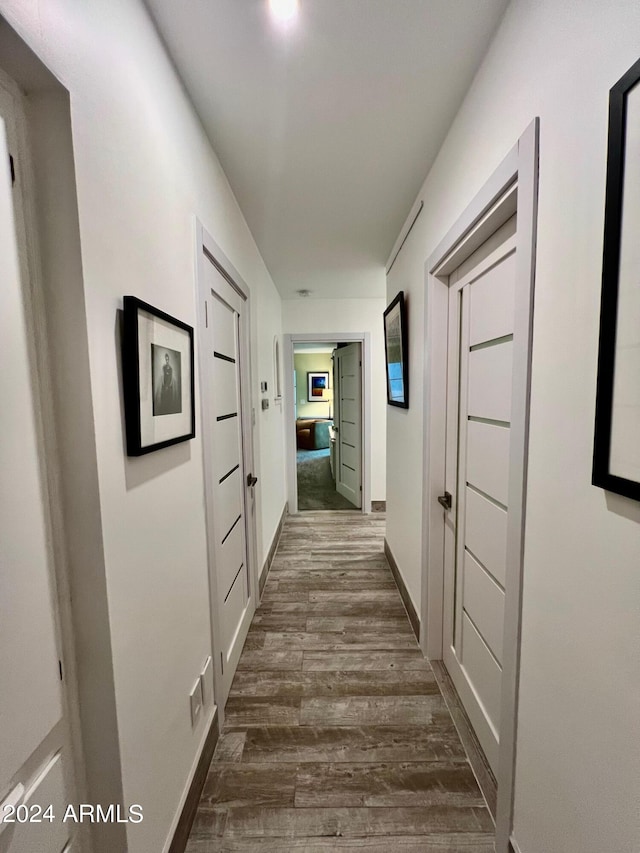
[442,222,517,774]
[334,343,362,508]
[202,257,255,701]
[0,103,72,851]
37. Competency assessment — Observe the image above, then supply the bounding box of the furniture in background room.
[296,418,332,450]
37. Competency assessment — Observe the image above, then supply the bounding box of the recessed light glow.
[268,0,299,26]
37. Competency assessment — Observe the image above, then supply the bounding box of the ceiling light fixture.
[296,289,311,298]
[268,0,299,27]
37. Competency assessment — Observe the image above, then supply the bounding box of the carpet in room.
[296,448,355,511]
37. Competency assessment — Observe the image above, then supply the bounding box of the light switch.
[189,679,203,726]
[200,656,214,706]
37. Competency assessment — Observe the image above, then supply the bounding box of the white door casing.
[334,343,363,509]
[0,95,75,852]
[422,120,539,853]
[196,227,258,709]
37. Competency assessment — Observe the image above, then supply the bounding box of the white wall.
[294,351,334,420]
[0,2,285,852]
[386,1,640,852]
[283,297,387,501]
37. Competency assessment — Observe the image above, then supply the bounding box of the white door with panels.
[441,217,517,774]
[202,256,256,702]
[333,343,362,508]
[0,99,75,851]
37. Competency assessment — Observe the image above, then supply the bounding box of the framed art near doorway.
[593,56,640,502]
[122,296,195,456]
[383,290,409,408]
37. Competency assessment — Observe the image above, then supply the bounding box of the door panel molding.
[421,119,540,853]
[195,221,259,721]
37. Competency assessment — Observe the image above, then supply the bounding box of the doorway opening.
[294,341,362,511]
[285,333,372,514]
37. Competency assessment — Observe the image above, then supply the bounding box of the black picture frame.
[383,290,409,409]
[123,296,196,456]
[307,371,329,402]
[593,57,640,502]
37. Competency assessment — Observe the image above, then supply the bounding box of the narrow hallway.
[186,512,494,851]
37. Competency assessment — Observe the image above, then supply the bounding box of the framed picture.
[307,371,329,402]
[383,290,409,408]
[122,296,195,456]
[593,57,640,501]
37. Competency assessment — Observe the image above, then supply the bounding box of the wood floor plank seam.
[185,512,494,852]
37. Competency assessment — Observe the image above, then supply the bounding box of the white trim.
[194,220,259,720]
[420,120,539,852]
[509,835,524,853]
[284,332,372,514]
[0,68,91,851]
[161,706,217,853]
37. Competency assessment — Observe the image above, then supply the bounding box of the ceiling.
[145,0,509,299]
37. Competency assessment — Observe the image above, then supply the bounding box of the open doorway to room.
[289,338,366,512]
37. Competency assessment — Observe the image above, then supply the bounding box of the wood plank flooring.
[186,512,495,852]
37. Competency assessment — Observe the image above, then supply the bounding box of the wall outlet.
[189,679,203,726]
[200,656,214,707]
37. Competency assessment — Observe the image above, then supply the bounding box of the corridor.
[185,512,494,851]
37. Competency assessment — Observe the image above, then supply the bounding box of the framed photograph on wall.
[307,371,329,402]
[384,290,409,408]
[593,57,640,501]
[122,296,195,456]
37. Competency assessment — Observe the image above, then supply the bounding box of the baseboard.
[371,500,386,512]
[431,660,497,821]
[260,502,288,597]
[383,539,420,641]
[167,709,220,853]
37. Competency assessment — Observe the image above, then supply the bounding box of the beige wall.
[386,1,640,851]
[294,351,334,420]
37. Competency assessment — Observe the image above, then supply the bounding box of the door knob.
[247,473,258,488]
[438,491,452,510]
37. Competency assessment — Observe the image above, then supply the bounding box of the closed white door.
[334,343,362,508]
[442,217,517,774]
[0,104,73,851]
[202,256,255,701]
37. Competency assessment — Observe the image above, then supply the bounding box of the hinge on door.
[58,660,63,681]
[220,652,224,674]
[9,154,15,186]
[205,300,208,328]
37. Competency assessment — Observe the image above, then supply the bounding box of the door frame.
[284,332,372,514]
[195,220,259,721]
[420,119,539,852]
[0,66,93,850]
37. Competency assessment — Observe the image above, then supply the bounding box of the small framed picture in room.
[122,296,195,455]
[384,290,409,408]
[593,56,640,501]
[307,371,329,402]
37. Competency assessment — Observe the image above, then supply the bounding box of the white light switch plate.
[189,679,203,726]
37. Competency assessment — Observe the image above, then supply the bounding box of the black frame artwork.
[123,296,196,456]
[383,290,409,409]
[307,371,330,402]
[593,57,640,501]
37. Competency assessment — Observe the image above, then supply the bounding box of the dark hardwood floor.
[186,512,495,852]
